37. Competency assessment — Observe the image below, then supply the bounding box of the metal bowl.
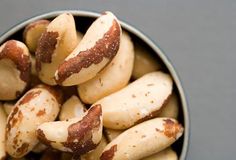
[0,10,189,159]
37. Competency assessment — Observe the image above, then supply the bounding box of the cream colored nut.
[35,13,79,85]
[81,135,108,160]
[78,31,134,104]
[157,93,179,119]
[0,40,31,100]
[3,102,14,116]
[100,118,183,160]
[32,143,47,153]
[132,43,162,79]
[0,103,7,160]
[6,86,61,158]
[59,95,87,121]
[23,19,50,53]
[142,148,177,160]
[104,128,123,142]
[55,11,121,86]
[94,71,173,129]
[37,104,103,155]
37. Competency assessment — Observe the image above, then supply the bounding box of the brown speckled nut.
[35,13,78,85]
[6,86,60,158]
[94,71,173,129]
[36,104,103,155]
[55,11,121,86]
[0,40,31,100]
[100,118,183,160]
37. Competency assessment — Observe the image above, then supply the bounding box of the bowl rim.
[0,10,190,160]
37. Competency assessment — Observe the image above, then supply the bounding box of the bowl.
[0,10,189,159]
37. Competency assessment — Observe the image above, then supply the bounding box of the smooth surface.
[0,0,235,159]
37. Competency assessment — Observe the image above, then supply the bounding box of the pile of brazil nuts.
[0,11,184,160]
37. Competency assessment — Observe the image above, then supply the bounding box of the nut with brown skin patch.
[163,119,183,139]
[0,40,31,100]
[23,19,50,53]
[78,31,134,104]
[6,86,60,158]
[94,71,173,129]
[100,118,183,160]
[100,145,117,160]
[55,11,121,86]
[36,104,103,155]
[35,13,79,85]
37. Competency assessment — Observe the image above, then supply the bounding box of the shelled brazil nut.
[0,10,185,160]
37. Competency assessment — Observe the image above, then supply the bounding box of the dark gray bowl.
[0,10,189,160]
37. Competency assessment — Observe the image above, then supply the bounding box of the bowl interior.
[0,10,189,159]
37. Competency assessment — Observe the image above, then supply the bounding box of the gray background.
[0,0,235,159]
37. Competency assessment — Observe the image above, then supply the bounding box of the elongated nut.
[59,95,87,121]
[157,93,179,119]
[36,104,103,155]
[3,102,14,115]
[0,103,7,160]
[100,118,183,160]
[78,31,134,104]
[55,11,121,86]
[94,71,173,129]
[81,135,108,160]
[104,128,123,142]
[0,40,31,100]
[35,13,79,85]
[142,148,177,160]
[32,143,47,153]
[132,43,162,79]
[6,86,61,158]
[23,19,50,53]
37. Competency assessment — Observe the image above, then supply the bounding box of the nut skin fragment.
[100,145,117,160]
[163,119,182,139]
[35,31,59,72]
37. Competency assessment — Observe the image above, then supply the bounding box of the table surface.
[0,0,235,159]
